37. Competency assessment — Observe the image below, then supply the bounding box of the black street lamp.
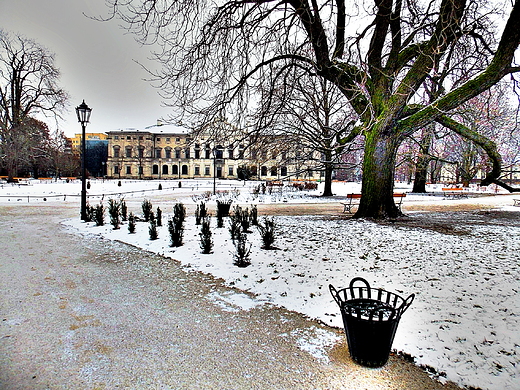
[76,100,92,221]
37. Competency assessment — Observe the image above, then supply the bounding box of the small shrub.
[85,203,95,222]
[233,232,251,267]
[195,202,207,225]
[108,198,121,229]
[216,208,224,228]
[156,207,162,227]
[250,204,258,226]
[117,180,122,187]
[228,217,242,241]
[173,203,186,225]
[168,216,184,247]
[128,212,136,233]
[231,205,251,233]
[199,217,213,254]
[94,204,105,226]
[149,219,158,240]
[142,199,153,222]
[257,216,277,249]
[158,183,162,190]
[120,199,128,221]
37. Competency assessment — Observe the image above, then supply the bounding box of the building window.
[114,166,119,174]
[239,145,244,159]
[138,148,144,158]
[281,166,288,176]
[228,148,233,159]
[205,145,211,159]
[172,165,178,175]
[261,166,268,176]
[155,149,161,158]
[195,148,200,159]
[181,165,188,175]
[126,147,132,158]
[138,166,143,175]
[195,166,200,175]
[162,165,168,174]
[166,137,170,142]
[185,148,190,158]
[165,149,171,159]
[126,166,131,174]
[113,147,120,158]
[205,166,210,175]
[114,136,119,140]
[175,149,181,158]
[156,137,161,142]
[215,145,224,159]
[139,136,143,140]
[228,166,234,176]
[126,136,131,140]
[176,137,180,142]
[152,165,159,175]
[270,166,277,176]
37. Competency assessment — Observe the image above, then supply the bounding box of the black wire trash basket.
[329,277,415,368]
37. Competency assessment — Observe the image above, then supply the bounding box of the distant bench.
[341,193,406,213]
[442,187,468,199]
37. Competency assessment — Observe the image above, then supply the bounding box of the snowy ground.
[2,178,519,390]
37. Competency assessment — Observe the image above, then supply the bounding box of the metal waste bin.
[329,277,414,367]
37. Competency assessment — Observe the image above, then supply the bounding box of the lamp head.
[75,100,92,125]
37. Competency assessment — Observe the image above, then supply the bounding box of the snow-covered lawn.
[3,178,519,390]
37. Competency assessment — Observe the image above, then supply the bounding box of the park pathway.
[0,204,460,389]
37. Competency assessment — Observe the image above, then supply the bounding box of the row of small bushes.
[85,199,277,267]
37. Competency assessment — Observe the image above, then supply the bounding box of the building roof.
[106,122,191,135]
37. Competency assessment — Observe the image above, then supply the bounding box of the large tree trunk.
[355,132,402,219]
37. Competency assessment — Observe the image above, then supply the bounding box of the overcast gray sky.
[0,0,172,136]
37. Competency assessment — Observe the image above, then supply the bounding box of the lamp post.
[76,100,92,220]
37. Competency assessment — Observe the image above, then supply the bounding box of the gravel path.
[0,204,461,389]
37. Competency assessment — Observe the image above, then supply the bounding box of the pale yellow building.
[105,123,322,181]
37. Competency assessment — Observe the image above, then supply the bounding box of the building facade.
[70,133,108,155]
[105,123,322,181]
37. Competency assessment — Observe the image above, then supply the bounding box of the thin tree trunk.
[412,126,434,193]
[321,150,334,196]
[355,132,401,219]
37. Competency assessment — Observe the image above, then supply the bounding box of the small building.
[70,133,108,156]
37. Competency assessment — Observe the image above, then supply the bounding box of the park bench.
[341,193,406,213]
[513,199,520,207]
[442,187,467,199]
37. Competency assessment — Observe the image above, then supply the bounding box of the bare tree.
[257,74,356,196]
[46,129,77,179]
[104,0,520,218]
[0,30,68,180]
